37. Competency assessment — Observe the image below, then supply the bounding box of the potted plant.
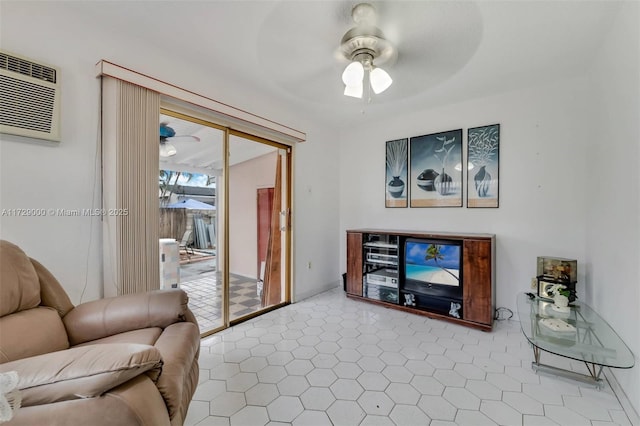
[549,284,575,312]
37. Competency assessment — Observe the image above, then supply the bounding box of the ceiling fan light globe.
[344,82,363,98]
[160,143,177,157]
[342,61,364,86]
[370,67,392,94]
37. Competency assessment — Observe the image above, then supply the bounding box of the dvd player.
[366,269,398,288]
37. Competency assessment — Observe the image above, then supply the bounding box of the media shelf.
[346,229,495,331]
[362,233,399,304]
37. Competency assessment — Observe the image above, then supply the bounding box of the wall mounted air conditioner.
[0,50,61,142]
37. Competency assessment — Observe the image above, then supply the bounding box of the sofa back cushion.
[0,306,69,363]
[0,240,41,317]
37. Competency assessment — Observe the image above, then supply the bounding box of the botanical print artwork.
[385,139,408,208]
[467,124,500,208]
[409,129,463,207]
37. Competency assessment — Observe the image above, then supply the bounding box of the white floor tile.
[502,390,544,415]
[306,367,338,387]
[417,395,457,420]
[225,372,258,392]
[184,400,209,426]
[389,404,431,426]
[300,386,336,410]
[330,378,365,400]
[186,289,632,426]
[522,414,560,425]
[465,379,503,401]
[245,383,279,406]
[327,400,366,426]
[229,406,268,426]
[410,375,445,395]
[543,405,592,426]
[292,410,332,426]
[277,375,310,396]
[194,416,230,426]
[433,369,467,387]
[360,414,396,426]
[266,395,304,422]
[357,371,391,391]
[357,390,395,416]
[443,387,481,410]
[563,395,614,421]
[455,409,499,426]
[385,382,421,405]
[480,400,523,425]
[209,392,246,417]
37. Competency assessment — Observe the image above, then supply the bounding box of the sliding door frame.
[228,129,292,326]
[160,108,292,336]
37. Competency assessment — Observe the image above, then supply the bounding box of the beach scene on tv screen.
[405,242,460,286]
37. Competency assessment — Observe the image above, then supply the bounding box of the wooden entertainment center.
[346,229,495,331]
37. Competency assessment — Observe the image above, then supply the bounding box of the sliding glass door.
[228,133,290,322]
[159,110,290,335]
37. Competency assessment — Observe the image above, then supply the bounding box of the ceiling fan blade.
[168,135,201,142]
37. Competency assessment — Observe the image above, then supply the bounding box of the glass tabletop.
[516,293,635,368]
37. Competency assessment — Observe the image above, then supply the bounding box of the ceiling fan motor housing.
[340,3,395,67]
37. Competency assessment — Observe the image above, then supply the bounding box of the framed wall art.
[467,124,500,208]
[385,138,408,208]
[409,129,463,207]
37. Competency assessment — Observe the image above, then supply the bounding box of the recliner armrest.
[0,343,163,407]
[63,289,190,345]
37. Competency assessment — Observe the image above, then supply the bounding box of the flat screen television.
[403,238,463,299]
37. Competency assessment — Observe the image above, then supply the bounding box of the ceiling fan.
[159,122,200,157]
[339,3,396,99]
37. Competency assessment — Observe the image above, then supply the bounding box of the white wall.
[229,151,276,279]
[0,2,341,304]
[586,2,639,415]
[339,75,591,312]
[338,4,639,411]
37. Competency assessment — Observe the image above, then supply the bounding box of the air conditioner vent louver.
[0,52,57,83]
[0,75,56,132]
[0,50,60,141]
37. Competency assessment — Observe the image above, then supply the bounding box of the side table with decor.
[517,292,634,387]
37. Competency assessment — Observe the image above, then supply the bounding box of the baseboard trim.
[294,280,340,302]
[605,368,639,425]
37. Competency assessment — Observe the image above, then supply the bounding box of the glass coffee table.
[517,292,634,387]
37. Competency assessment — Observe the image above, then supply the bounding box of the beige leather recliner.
[0,240,200,425]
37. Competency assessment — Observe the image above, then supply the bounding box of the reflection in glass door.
[158,110,291,334]
[228,133,290,322]
[158,111,225,334]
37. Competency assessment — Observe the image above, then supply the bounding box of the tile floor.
[181,271,263,331]
[184,288,635,426]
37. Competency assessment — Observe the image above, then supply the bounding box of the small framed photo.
[467,124,500,208]
[409,129,463,207]
[385,138,408,208]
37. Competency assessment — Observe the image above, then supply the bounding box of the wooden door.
[257,188,274,280]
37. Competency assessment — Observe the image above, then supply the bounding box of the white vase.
[553,294,569,309]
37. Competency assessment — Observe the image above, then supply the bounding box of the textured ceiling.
[48,1,622,128]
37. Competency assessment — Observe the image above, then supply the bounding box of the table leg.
[532,345,541,364]
[585,362,604,381]
[530,345,604,389]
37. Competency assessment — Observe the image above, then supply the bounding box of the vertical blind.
[104,78,160,295]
